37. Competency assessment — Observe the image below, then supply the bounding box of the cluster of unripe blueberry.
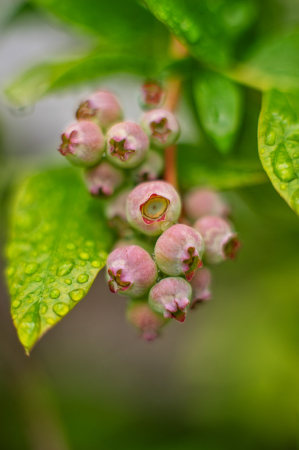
[58,82,240,341]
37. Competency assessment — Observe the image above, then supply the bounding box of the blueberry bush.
[2,0,299,354]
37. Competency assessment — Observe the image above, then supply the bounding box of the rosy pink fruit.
[84,161,124,197]
[184,188,230,222]
[126,299,168,341]
[140,109,180,149]
[76,90,123,129]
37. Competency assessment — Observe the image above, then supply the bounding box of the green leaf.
[31,0,162,47]
[177,144,267,190]
[193,71,243,154]
[5,52,155,108]
[228,29,299,93]
[144,0,257,68]
[5,167,114,354]
[258,90,299,217]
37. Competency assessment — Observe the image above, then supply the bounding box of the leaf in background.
[193,72,243,154]
[258,90,299,217]
[31,0,167,51]
[5,52,154,108]
[177,144,267,190]
[6,167,114,354]
[229,29,299,93]
[144,0,257,68]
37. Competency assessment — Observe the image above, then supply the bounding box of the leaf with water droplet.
[193,71,243,154]
[258,90,299,217]
[6,167,114,354]
[144,0,257,68]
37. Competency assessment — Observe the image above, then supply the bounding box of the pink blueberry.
[126,299,168,341]
[139,80,165,110]
[106,122,149,169]
[58,120,105,168]
[149,277,192,322]
[184,188,230,221]
[106,245,158,298]
[190,267,212,308]
[84,161,124,196]
[154,224,204,281]
[132,150,164,183]
[194,216,240,264]
[76,90,123,129]
[140,108,180,149]
[126,180,181,236]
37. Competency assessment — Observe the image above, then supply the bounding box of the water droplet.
[28,298,34,304]
[12,314,18,320]
[12,300,21,309]
[80,261,86,266]
[64,279,72,285]
[25,262,39,275]
[98,251,107,259]
[291,189,299,215]
[35,276,42,282]
[265,129,276,146]
[160,221,172,232]
[6,267,15,276]
[280,184,287,190]
[260,148,265,154]
[69,289,84,302]
[294,153,298,158]
[18,306,40,351]
[273,145,296,182]
[80,252,90,260]
[50,278,55,282]
[91,260,101,268]
[66,243,76,250]
[57,259,75,277]
[40,304,48,314]
[53,302,69,317]
[46,318,55,325]
[50,289,60,299]
[77,274,89,283]
[85,240,95,247]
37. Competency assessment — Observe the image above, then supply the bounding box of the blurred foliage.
[193,72,243,154]
[6,168,113,353]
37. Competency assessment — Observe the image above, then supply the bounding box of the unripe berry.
[190,267,212,308]
[194,216,240,264]
[139,80,165,110]
[149,277,191,322]
[59,120,105,168]
[126,181,181,236]
[126,299,168,341]
[84,161,124,196]
[106,245,158,297]
[184,188,230,221]
[76,90,123,129]
[132,150,164,182]
[140,109,180,149]
[106,122,149,169]
[154,224,204,281]
[105,188,131,234]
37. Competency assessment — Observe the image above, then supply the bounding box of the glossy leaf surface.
[193,72,243,154]
[6,167,113,353]
[144,0,257,67]
[178,144,267,190]
[258,90,299,216]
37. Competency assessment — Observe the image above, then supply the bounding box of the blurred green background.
[1,0,299,449]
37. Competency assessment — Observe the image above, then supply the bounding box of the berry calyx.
[154,224,204,281]
[140,109,180,149]
[126,181,181,236]
[106,122,149,169]
[149,277,192,322]
[126,299,168,341]
[190,267,212,308]
[106,245,158,297]
[139,80,165,110]
[84,161,124,197]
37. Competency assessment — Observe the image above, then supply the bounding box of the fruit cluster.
[58,82,240,341]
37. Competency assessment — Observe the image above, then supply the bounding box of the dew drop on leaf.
[57,259,75,277]
[66,243,76,250]
[12,300,22,309]
[290,189,299,214]
[53,302,69,317]
[64,279,72,285]
[69,289,84,301]
[24,262,39,275]
[50,289,60,299]
[265,129,276,146]
[40,304,48,315]
[46,318,55,325]
[77,274,89,283]
[80,252,90,260]
[273,145,296,182]
[91,260,101,268]
[35,276,42,282]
